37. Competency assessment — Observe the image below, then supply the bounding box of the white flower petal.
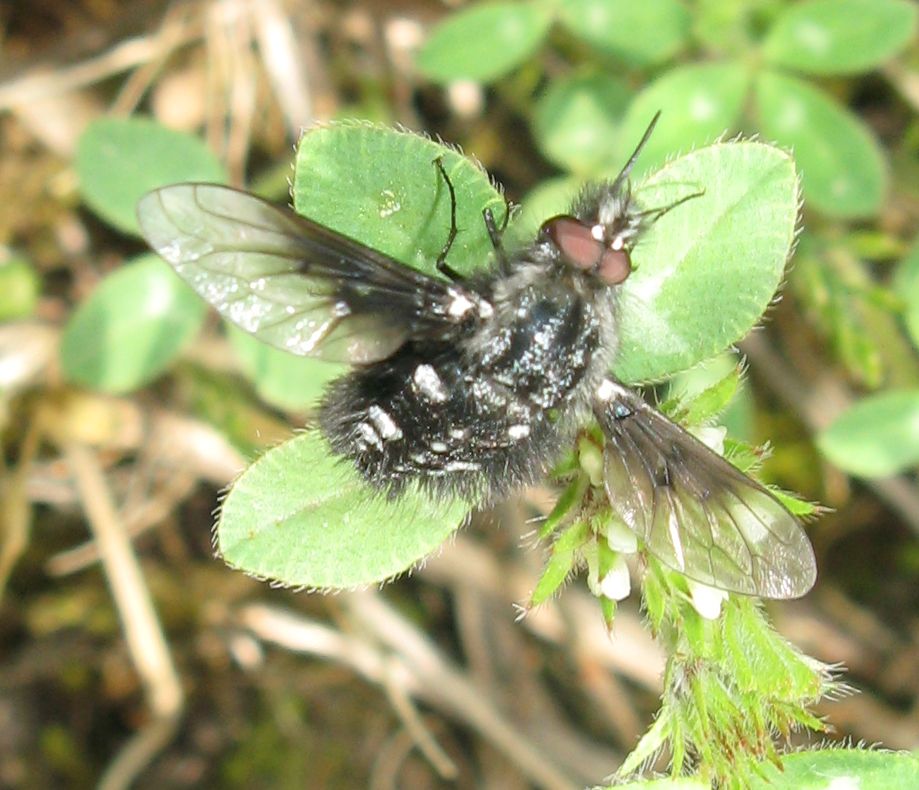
[689,580,728,620]
[690,425,727,455]
[599,555,631,601]
[606,518,638,554]
[578,436,605,486]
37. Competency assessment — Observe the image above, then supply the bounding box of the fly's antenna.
[636,186,706,224]
[611,111,661,188]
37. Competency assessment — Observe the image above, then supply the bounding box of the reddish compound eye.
[596,247,631,285]
[540,215,632,285]
[542,215,602,269]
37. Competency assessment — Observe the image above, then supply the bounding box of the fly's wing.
[137,183,471,363]
[595,380,816,599]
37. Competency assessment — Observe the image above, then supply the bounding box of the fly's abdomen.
[318,346,557,502]
[319,282,603,504]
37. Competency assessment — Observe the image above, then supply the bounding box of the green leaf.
[722,438,765,475]
[893,235,919,350]
[691,0,757,55]
[532,71,632,174]
[790,238,884,387]
[293,123,507,278]
[817,390,919,477]
[529,520,590,606]
[557,0,690,66]
[217,432,468,587]
[668,352,753,440]
[615,710,674,779]
[672,364,741,427]
[616,62,750,176]
[416,2,551,83]
[539,474,589,539]
[613,141,799,383]
[227,326,344,412]
[844,229,906,262]
[61,254,206,393]
[762,0,918,75]
[771,488,822,519]
[0,256,40,320]
[754,70,887,218]
[76,117,226,235]
[750,749,919,789]
[722,598,824,699]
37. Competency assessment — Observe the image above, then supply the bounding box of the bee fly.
[137,114,816,599]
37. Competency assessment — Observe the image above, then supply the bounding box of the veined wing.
[137,183,475,363]
[594,379,816,599]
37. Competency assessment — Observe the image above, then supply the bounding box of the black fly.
[137,115,816,600]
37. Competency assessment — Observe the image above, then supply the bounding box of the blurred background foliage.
[1,0,918,787]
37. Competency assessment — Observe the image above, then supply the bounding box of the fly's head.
[537,180,643,288]
[535,112,662,289]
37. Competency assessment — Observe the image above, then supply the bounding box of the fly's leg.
[433,157,463,282]
[483,198,511,273]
